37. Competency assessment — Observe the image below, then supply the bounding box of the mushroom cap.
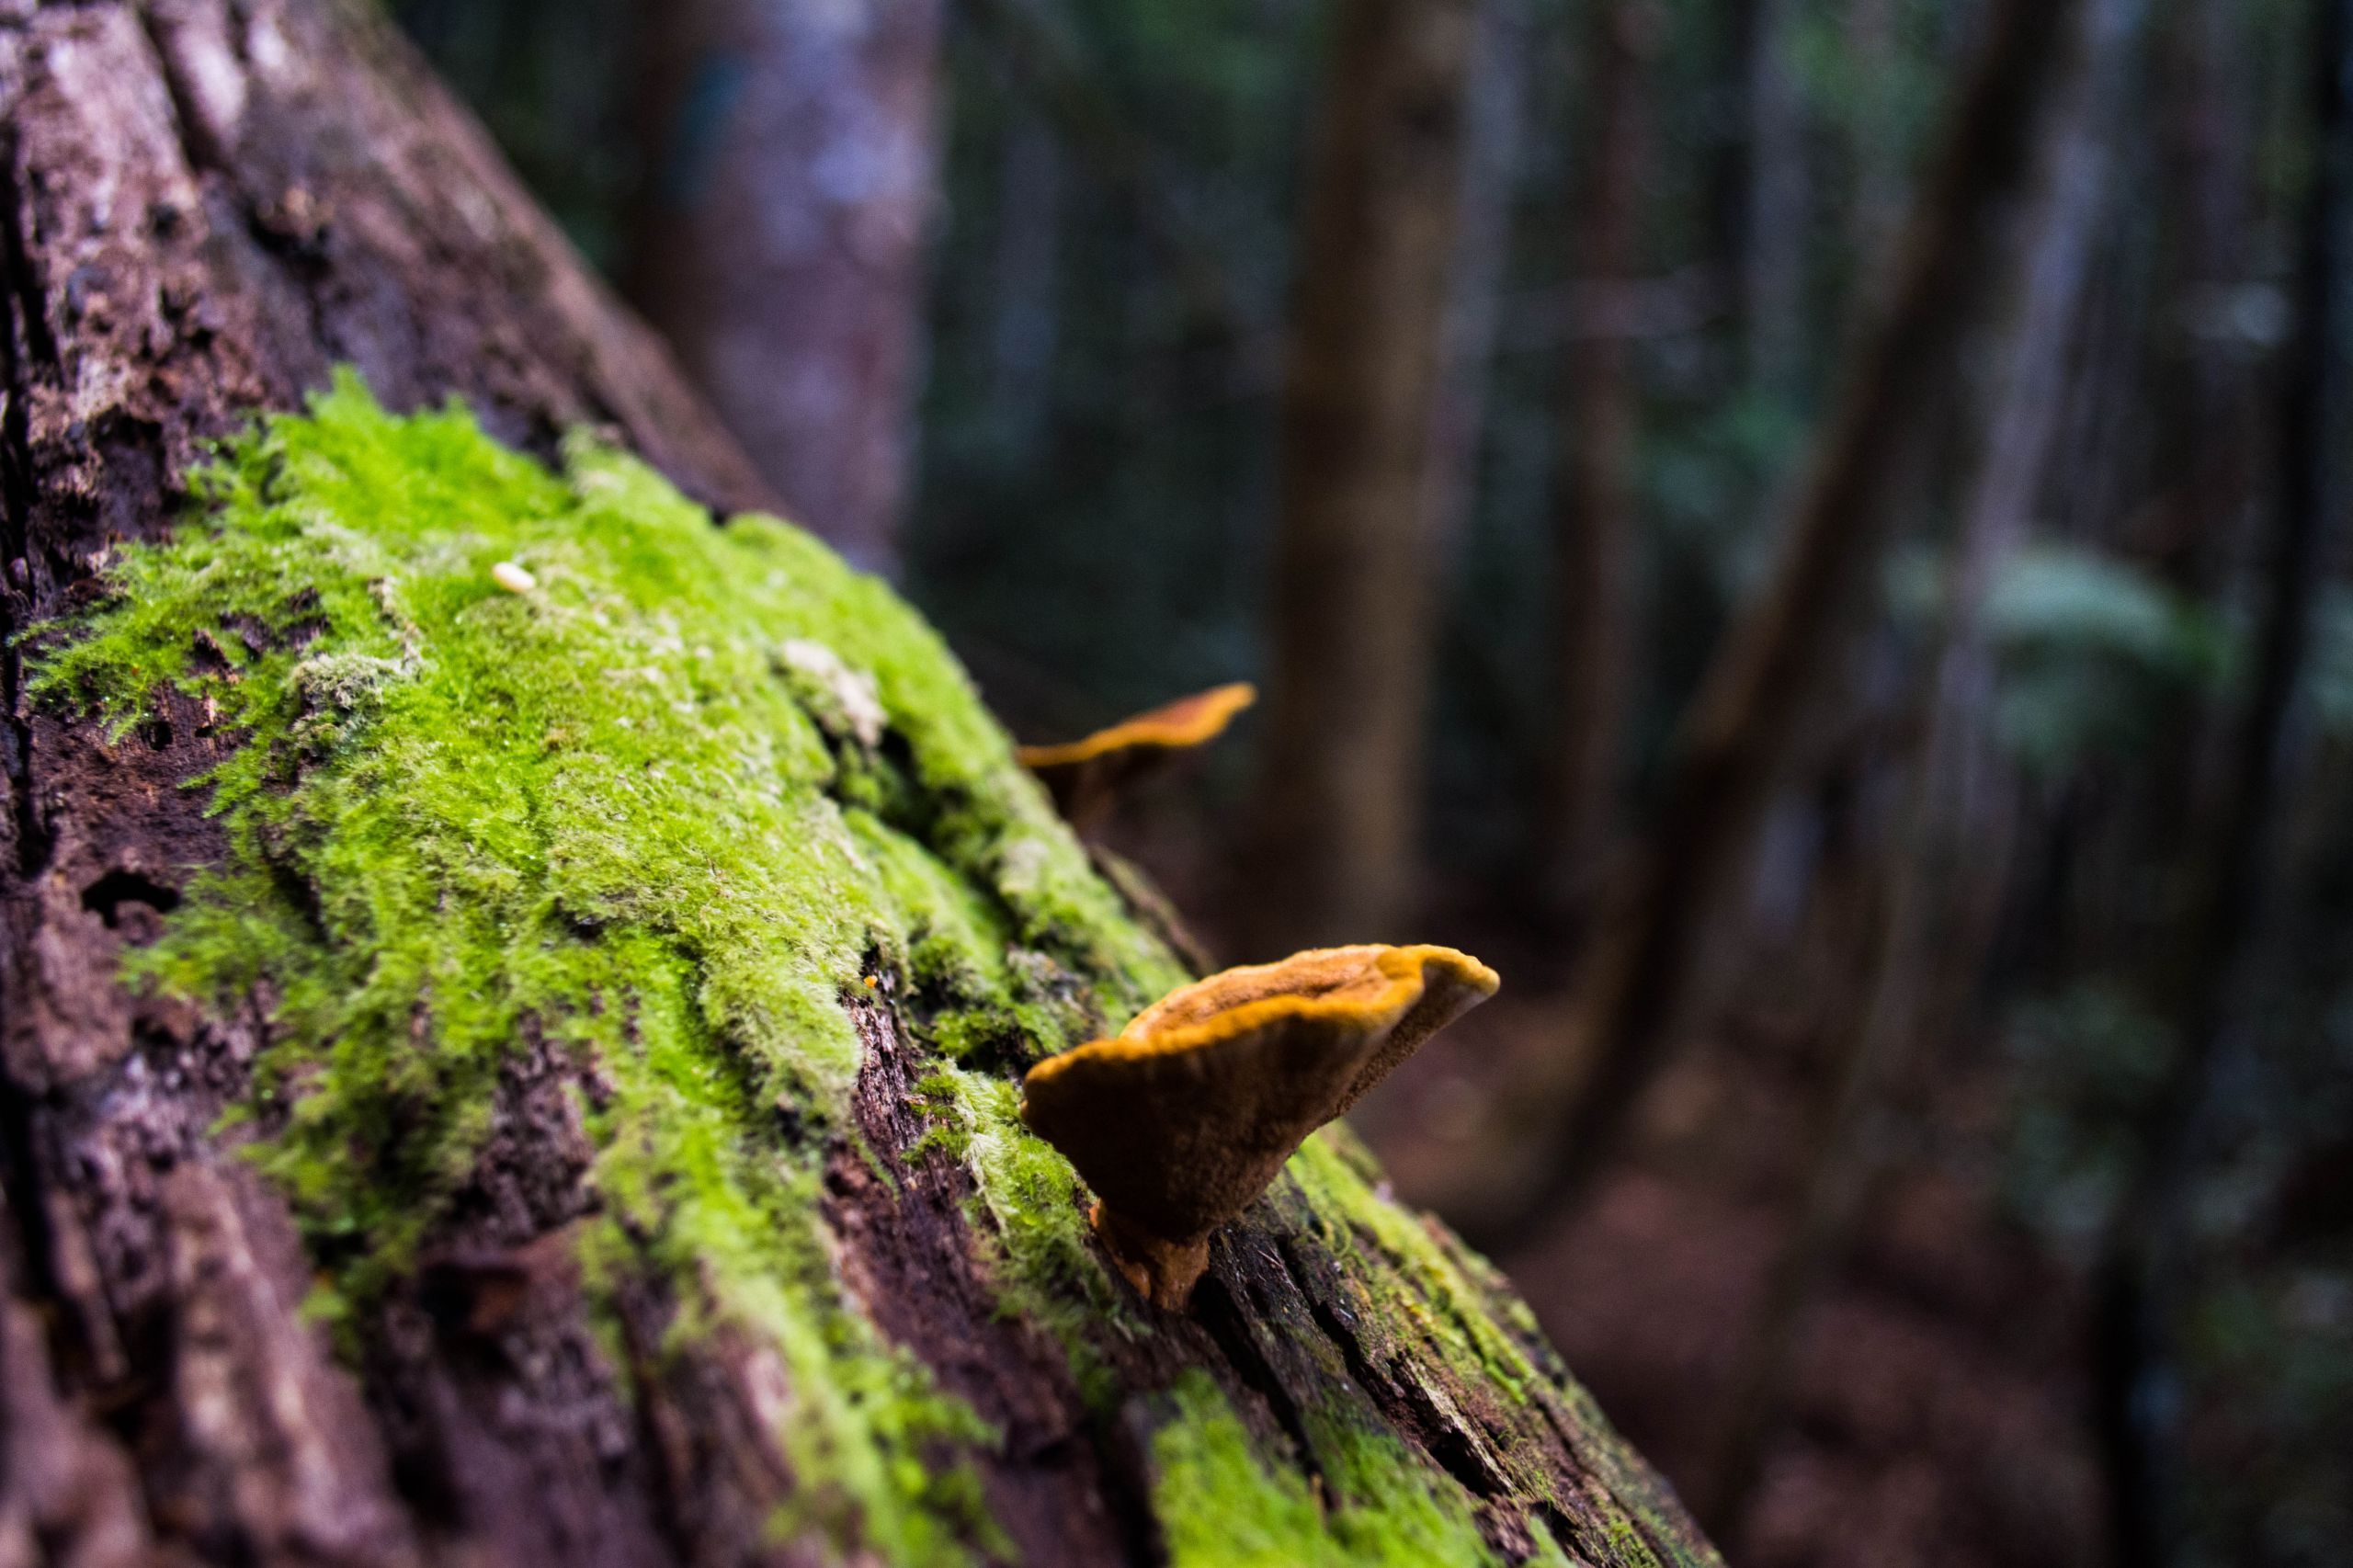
[1018,944,1498,1249]
[1014,682,1256,774]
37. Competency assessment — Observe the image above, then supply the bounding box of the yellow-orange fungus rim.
[1014,682,1256,769]
[1022,944,1498,1082]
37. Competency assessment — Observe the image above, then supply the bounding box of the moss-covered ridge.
[30,374,1183,1565]
[30,377,1716,1568]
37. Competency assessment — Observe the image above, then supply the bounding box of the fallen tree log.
[0,5,1720,1565]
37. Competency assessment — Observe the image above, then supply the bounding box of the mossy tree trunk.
[0,5,1720,1566]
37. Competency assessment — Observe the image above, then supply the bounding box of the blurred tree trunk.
[986,112,1065,459]
[1539,0,1654,915]
[1741,0,1809,398]
[1457,0,2084,1251]
[2094,0,2350,1558]
[1423,0,1529,562]
[1693,0,2152,1532]
[1846,0,1906,256]
[0,5,1724,1564]
[1248,0,1480,949]
[2129,0,2260,889]
[2146,0,2256,597]
[625,0,943,573]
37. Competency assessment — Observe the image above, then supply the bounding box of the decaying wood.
[0,4,1718,1564]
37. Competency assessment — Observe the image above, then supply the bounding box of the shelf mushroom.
[1016,682,1256,831]
[1019,944,1499,1308]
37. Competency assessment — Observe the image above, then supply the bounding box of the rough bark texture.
[627,0,942,574]
[1249,0,1480,951]
[0,5,1719,1567]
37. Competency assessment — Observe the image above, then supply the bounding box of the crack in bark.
[137,4,233,177]
[0,1065,69,1373]
[1191,1244,1332,1500]
[0,127,53,882]
[0,123,58,375]
[1275,1224,1517,1506]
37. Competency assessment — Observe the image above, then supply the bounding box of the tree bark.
[0,5,1719,1566]
[626,0,943,573]
[1247,0,1481,951]
[1458,0,2083,1251]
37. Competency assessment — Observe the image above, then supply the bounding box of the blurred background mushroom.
[397,0,2353,1559]
[1017,680,1256,832]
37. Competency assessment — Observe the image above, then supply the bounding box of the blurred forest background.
[389,0,2350,1562]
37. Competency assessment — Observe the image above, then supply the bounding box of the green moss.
[1602,1515,1668,1568]
[1523,1517,1581,1568]
[1289,1130,1543,1415]
[28,373,1188,1567]
[923,1063,1138,1406]
[909,1071,975,1163]
[1151,1370,1498,1568]
[27,372,1717,1568]
[1287,1131,1714,1565]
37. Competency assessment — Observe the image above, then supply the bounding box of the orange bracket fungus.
[1018,944,1499,1308]
[1016,682,1256,830]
